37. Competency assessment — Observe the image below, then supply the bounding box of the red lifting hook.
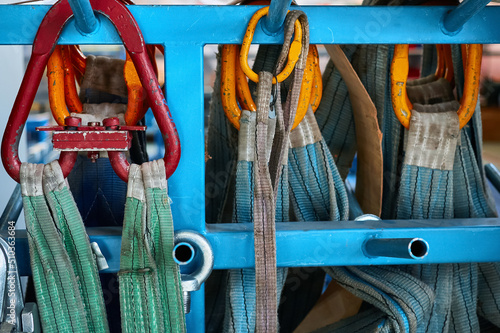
[1,0,181,183]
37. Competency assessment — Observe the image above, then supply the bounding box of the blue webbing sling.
[204,1,500,331]
[314,40,500,332]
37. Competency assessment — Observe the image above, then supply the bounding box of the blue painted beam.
[9,219,500,276]
[68,0,98,34]
[207,219,500,268]
[164,45,206,233]
[0,6,499,45]
[442,0,490,35]
[162,44,206,330]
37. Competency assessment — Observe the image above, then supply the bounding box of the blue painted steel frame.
[1,4,500,332]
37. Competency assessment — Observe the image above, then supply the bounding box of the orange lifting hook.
[47,45,160,126]
[239,6,302,84]
[390,43,482,130]
[435,44,454,84]
[221,6,322,130]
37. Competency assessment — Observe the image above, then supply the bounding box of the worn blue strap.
[314,46,358,180]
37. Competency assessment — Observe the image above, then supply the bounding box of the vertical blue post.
[68,0,98,34]
[165,43,206,233]
[164,43,206,332]
[263,0,293,35]
[442,0,491,34]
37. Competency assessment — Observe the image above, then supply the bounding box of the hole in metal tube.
[409,238,429,259]
[173,242,195,265]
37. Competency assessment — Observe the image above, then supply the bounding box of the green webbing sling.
[119,161,186,333]
[21,161,109,333]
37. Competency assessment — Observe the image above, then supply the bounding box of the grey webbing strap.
[406,77,455,106]
[406,73,437,87]
[254,71,278,333]
[253,10,309,332]
[79,55,127,100]
[269,10,309,192]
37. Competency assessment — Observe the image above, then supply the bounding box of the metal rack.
[1,1,500,331]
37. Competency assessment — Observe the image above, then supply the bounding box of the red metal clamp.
[37,116,146,163]
[1,0,181,183]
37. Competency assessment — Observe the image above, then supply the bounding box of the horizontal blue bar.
[0,5,499,45]
[9,218,500,276]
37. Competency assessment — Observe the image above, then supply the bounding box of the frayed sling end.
[289,107,323,148]
[404,105,460,171]
[42,161,66,194]
[127,164,145,201]
[20,163,44,197]
[238,110,257,162]
[142,160,168,190]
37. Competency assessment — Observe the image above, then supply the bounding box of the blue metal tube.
[364,238,429,260]
[442,0,491,34]
[263,0,293,35]
[485,163,500,193]
[67,0,98,35]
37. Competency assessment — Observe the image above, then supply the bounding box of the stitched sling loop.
[395,49,499,332]
[65,54,149,332]
[20,161,109,333]
[398,102,460,332]
[119,161,186,333]
[204,11,300,333]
